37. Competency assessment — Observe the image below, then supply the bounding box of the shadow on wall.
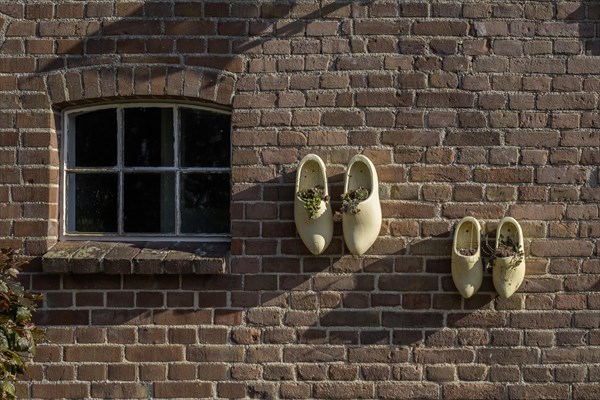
[571,4,600,55]
[226,165,509,348]
[33,165,505,351]
[0,1,358,84]
[11,0,597,335]
[5,3,600,395]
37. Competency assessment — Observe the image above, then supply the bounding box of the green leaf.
[15,307,31,323]
[0,330,8,351]
[2,380,17,400]
[0,247,44,395]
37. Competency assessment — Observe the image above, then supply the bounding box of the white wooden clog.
[342,155,381,256]
[493,217,526,298]
[294,154,333,255]
[451,216,483,299]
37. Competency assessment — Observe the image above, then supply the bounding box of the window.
[61,104,231,240]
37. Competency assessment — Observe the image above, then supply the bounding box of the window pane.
[70,109,117,167]
[124,173,175,233]
[67,173,118,233]
[180,108,231,168]
[181,173,230,234]
[124,108,174,167]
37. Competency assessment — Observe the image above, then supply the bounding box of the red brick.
[64,346,122,362]
[411,166,469,182]
[188,345,244,362]
[537,167,588,184]
[322,110,364,126]
[153,310,211,325]
[32,384,89,399]
[337,56,382,70]
[91,383,147,398]
[313,383,374,399]
[538,93,597,110]
[509,384,569,400]
[154,382,212,399]
[563,131,600,147]
[443,383,504,400]
[509,204,565,220]
[531,240,594,257]
[382,130,440,146]
[417,92,474,108]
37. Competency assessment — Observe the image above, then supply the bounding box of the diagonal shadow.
[12,0,592,397]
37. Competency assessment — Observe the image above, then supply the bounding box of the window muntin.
[62,104,231,240]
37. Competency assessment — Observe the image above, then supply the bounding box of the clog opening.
[499,221,519,246]
[298,159,325,192]
[456,220,479,253]
[347,160,372,193]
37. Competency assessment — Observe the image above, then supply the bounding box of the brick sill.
[42,241,228,274]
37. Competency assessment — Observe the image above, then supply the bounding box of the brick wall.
[1,1,600,398]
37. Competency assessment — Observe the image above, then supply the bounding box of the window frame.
[60,102,232,242]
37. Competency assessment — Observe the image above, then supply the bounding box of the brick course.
[1,0,600,398]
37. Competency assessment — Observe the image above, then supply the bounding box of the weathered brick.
[378,383,438,399]
[32,384,89,399]
[313,383,374,399]
[444,383,504,400]
[573,384,600,400]
[508,384,569,400]
[474,167,533,183]
[411,166,469,182]
[562,131,600,147]
[154,382,212,398]
[188,346,244,362]
[417,92,474,108]
[415,349,475,363]
[414,21,469,36]
[383,313,444,328]
[509,205,565,220]
[538,94,597,110]
[284,346,344,362]
[531,240,594,257]
[537,167,588,184]
[64,346,122,362]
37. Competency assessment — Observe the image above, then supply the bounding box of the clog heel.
[451,216,483,299]
[294,154,333,255]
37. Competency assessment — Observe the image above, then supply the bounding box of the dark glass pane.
[180,108,231,167]
[68,173,118,233]
[181,173,230,234]
[124,173,175,233]
[70,109,117,167]
[124,108,174,167]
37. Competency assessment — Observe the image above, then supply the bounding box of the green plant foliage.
[340,187,370,215]
[298,186,329,219]
[0,249,43,400]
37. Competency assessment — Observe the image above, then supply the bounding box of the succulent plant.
[297,185,329,219]
[339,186,370,215]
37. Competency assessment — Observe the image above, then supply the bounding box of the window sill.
[42,241,228,274]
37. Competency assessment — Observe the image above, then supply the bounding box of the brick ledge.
[42,241,228,274]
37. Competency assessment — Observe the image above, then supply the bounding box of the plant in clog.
[490,217,526,298]
[341,155,381,255]
[294,154,333,255]
[339,186,370,216]
[298,186,329,220]
[451,216,483,299]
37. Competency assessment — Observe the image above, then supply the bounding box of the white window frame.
[60,102,232,242]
